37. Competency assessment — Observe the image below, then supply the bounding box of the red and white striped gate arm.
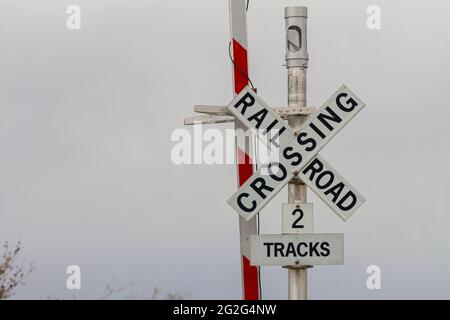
[228,0,260,300]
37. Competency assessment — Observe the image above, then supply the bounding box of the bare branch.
[0,241,35,299]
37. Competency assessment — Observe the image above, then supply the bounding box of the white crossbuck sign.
[226,85,366,222]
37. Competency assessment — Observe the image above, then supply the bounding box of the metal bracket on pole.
[184,105,317,125]
[284,265,312,270]
[183,115,235,125]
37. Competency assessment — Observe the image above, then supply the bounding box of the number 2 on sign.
[282,203,313,234]
[292,209,304,229]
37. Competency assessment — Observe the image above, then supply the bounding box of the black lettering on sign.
[302,158,357,210]
[268,127,286,148]
[264,120,287,148]
[274,243,285,257]
[310,123,326,139]
[247,108,268,129]
[286,243,296,256]
[234,92,255,115]
[268,162,287,182]
[316,106,342,132]
[265,241,333,258]
[282,146,302,166]
[309,242,320,256]
[291,209,304,229]
[324,182,345,202]
[315,171,335,190]
[320,242,330,256]
[264,118,280,134]
[237,193,256,213]
[302,158,324,180]
[250,178,274,199]
[263,242,274,257]
[337,191,357,211]
[297,132,317,151]
[336,92,358,112]
[297,242,308,257]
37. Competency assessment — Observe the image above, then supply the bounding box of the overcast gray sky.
[1,0,449,299]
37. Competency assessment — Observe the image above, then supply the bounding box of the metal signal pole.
[285,6,310,300]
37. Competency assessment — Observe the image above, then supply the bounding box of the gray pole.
[284,6,310,300]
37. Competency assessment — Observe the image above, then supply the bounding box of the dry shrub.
[0,241,35,299]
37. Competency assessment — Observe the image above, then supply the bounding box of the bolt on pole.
[284,6,311,300]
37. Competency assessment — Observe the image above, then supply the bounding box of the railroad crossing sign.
[184,2,368,297]
[226,85,366,222]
